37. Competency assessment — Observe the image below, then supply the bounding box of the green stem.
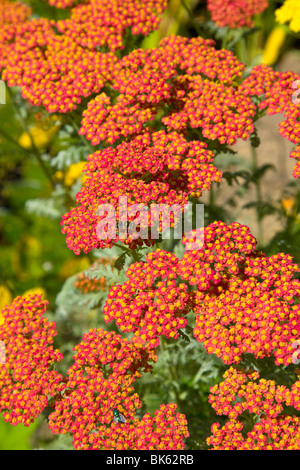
[160,337,182,410]
[7,88,55,189]
[113,242,140,263]
[251,143,263,246]
[67,114,95,153]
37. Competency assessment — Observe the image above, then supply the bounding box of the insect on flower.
[112,408,127,424]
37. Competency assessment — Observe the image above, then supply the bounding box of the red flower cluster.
[1,18,118,114]
[209,367,300,420]
[207,367,300,449]
[207,416,300,450]
[48,328,188,449]
[0,295,64,426]
[57,0,168,52]
[0,0,32,69]
[207,0,268,29]
[0,0,167,113]
[241,64,300,179]
[104,250,191,348]
[102,221,300,363]
[61,130,221,254]
[79,35,251,147]
[180,222,300,365]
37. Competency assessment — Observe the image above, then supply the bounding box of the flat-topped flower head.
[207,0,268,29]
[0,294,64,426]
[179,222,300,365]
[241,65,300,179]
[0,0,167,113]
[48,328,185,449]
[57,0,168,52]
[207,367,300,449]
[104,249,191,348]
[207,416,300,450]
[61,130,221,254]
[79,35,248,147]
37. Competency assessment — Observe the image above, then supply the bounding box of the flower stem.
[251,143,263,246]
[7,88,55,189]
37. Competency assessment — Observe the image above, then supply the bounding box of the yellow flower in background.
[64,161,86,187]
[276,0,300,33]
[55,161,87,187]
[281,197,297,217]
[18,123,60,150]
[0,285,12,325]
[22,287,46,299]
[262,26,287,65]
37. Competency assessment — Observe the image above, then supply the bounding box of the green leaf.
[114,252,127,271]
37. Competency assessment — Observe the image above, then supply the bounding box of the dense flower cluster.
[207,416,300,450]
[209,367,300,420]
[207,367,300,449]
[104,250,191,348]
[180,222,300,365]
[207,0,268,29]
[241,64,300,179]
[0,294,64,426]
[61,130,222,253]
[0,0,32,68]
[57,0,168,51]
[0,0,167,113]
[79,35,253,147]
[0,0,31,24]
[1,19,118,113]
[275,0,300,33]
[48,328,188,449]
[101,221,300,362]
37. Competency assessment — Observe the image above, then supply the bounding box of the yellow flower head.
[64,161,87,187]
[262,26,287,65]
[276,0,300,33]
[18,122,60,150]
[0,285,12,325]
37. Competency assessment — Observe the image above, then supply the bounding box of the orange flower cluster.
[102,221,300,363]
[207,416,300,450]
[0,295,64,426]
[79,35,252,147]
[48,328,188,449]
[74,257,115,293]
[57,0,168,52]
[61,130,221,254]
[104,250,191,348]
[207,0,268,29]
[180,222,300,365]
[209,367,300,420]
[0,0,32,69]
[0,0,167,113]
[207,367,300,449]
[241,64,300,179]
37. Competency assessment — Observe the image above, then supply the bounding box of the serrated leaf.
[114,252,127,271]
